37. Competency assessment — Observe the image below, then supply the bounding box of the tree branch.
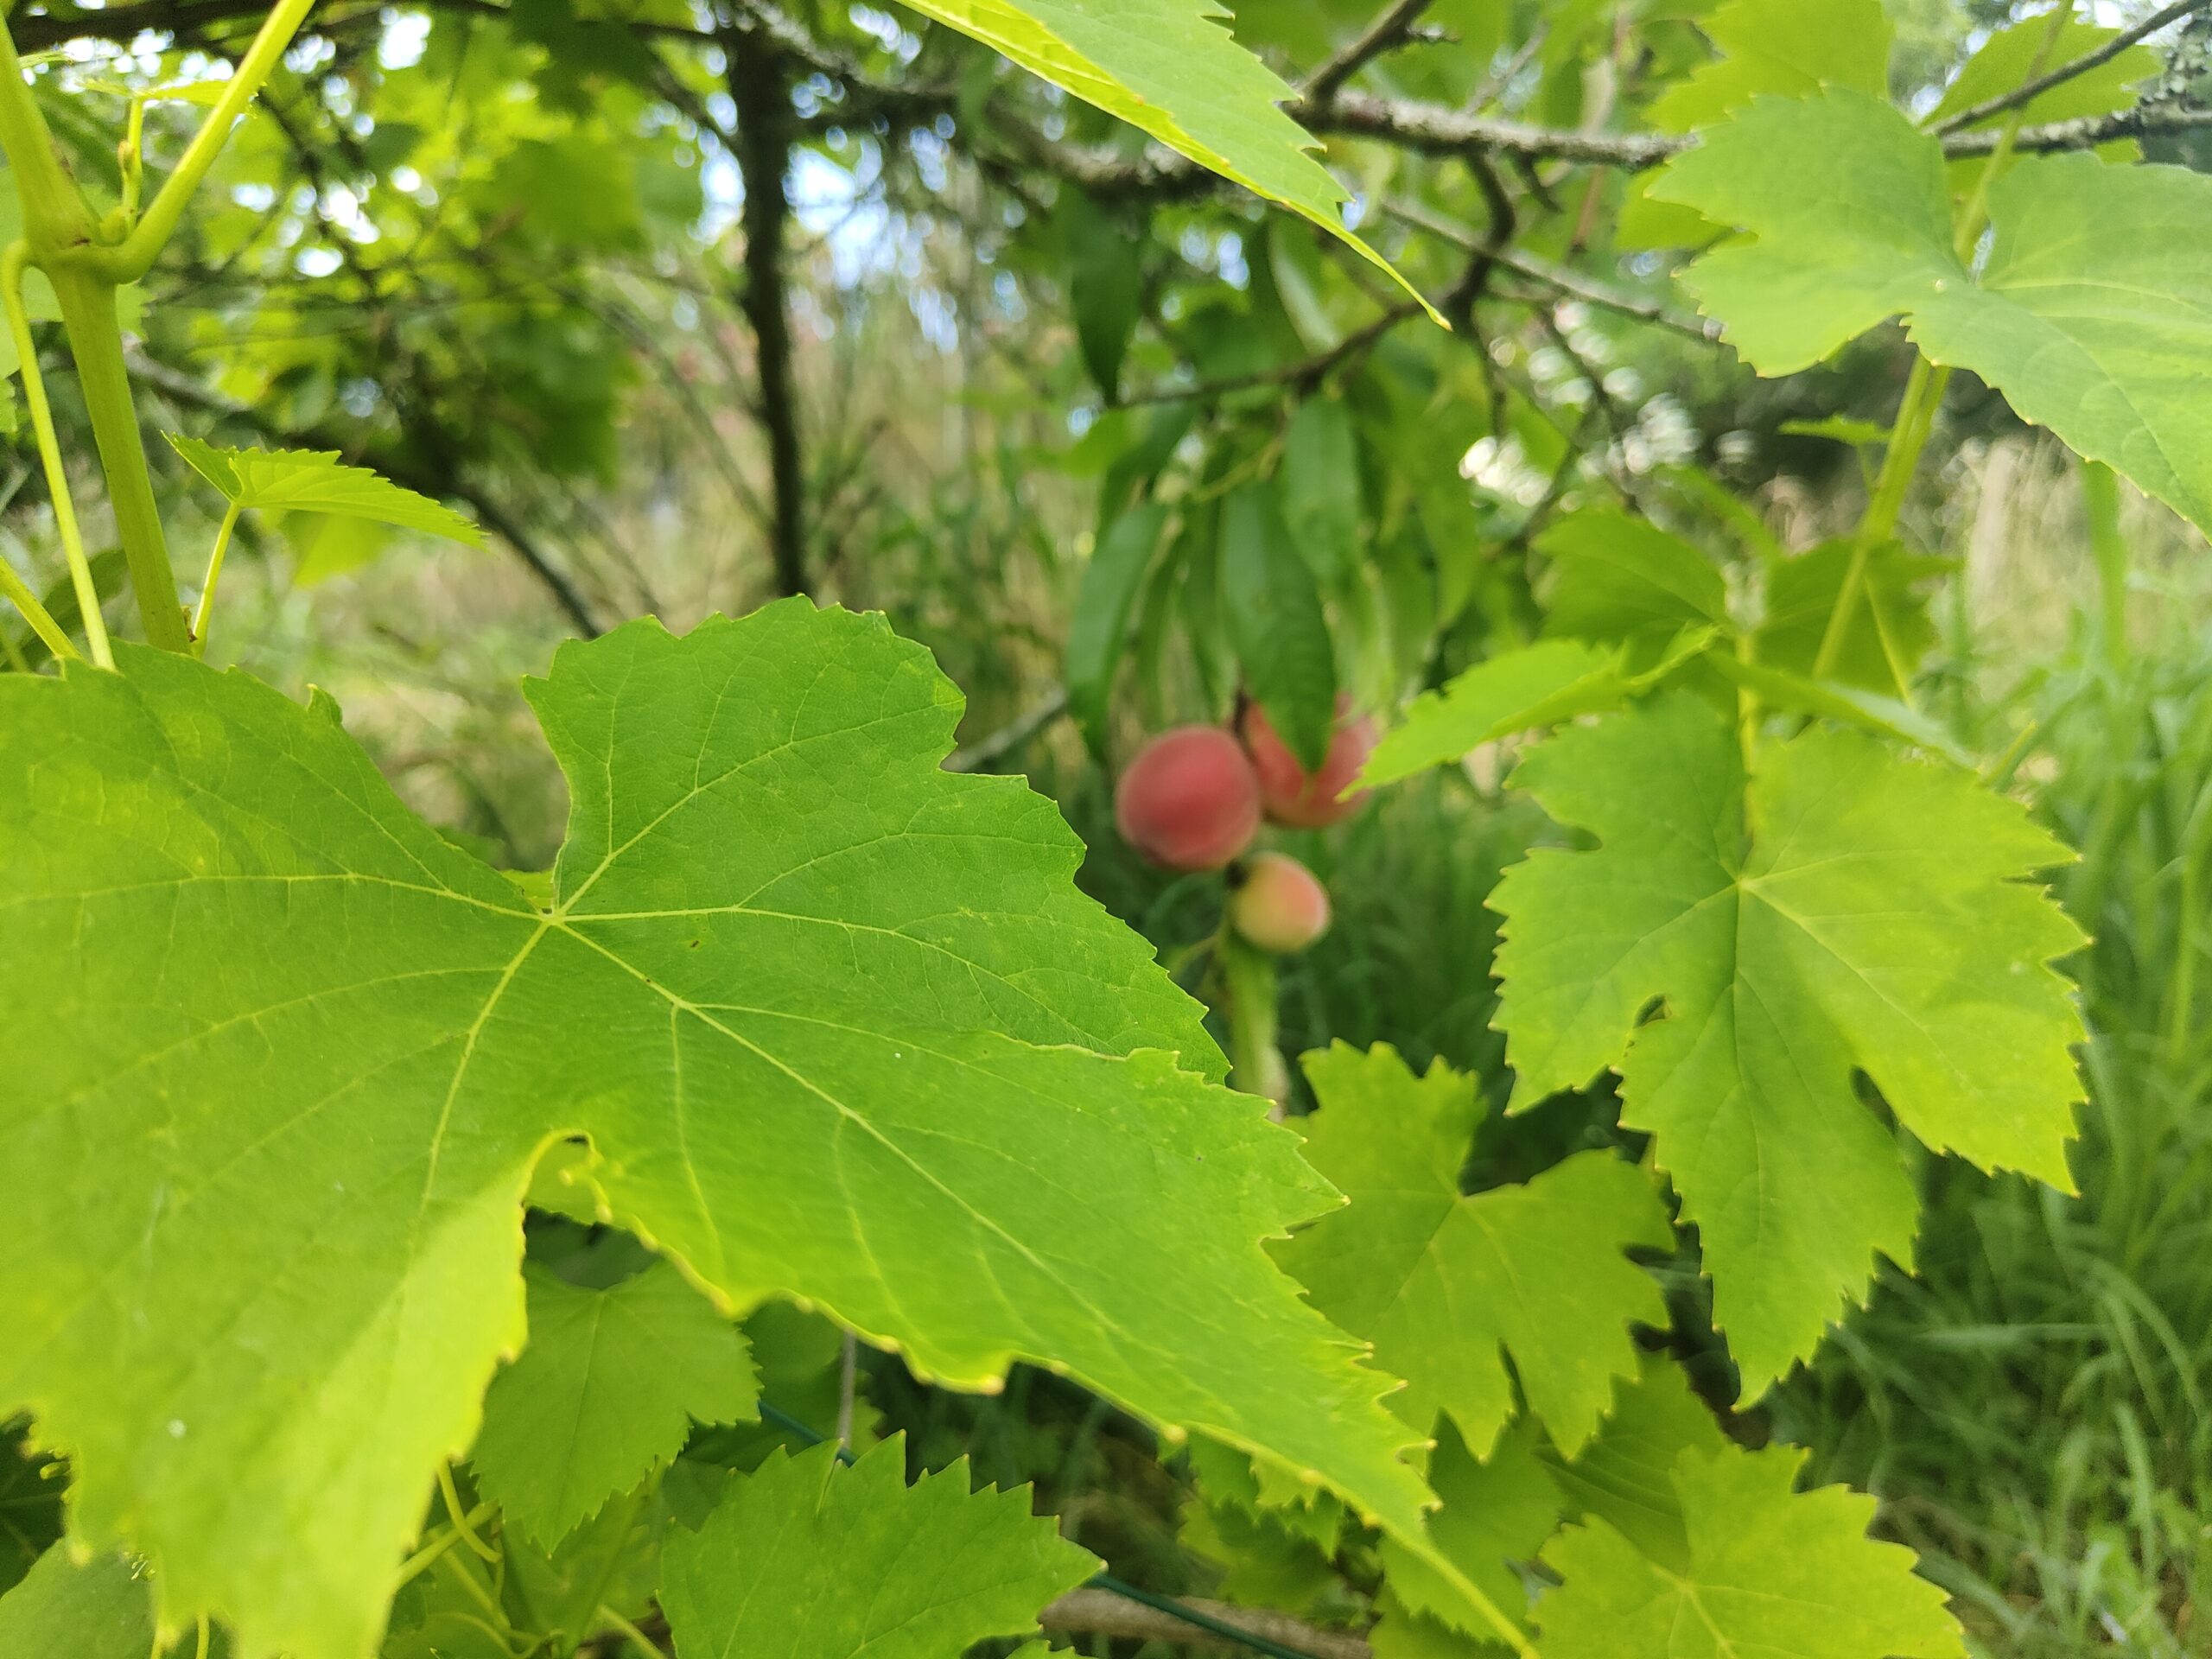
[1303,0,1436,104]
[1932,0,2210,134]
[1039,1586,1372,1659]
[726,17,810,597]
[1955,99,2212,152]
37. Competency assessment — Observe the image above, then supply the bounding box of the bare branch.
[1304,0,1436,104]
[1957,100,2212,152]
[944,686,1068,772]
[1039,1586,1373,1658]
[1933,0,2211,135]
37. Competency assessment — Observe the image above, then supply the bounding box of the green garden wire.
[753,1400,1338,1659]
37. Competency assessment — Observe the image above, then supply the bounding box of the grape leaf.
[0,602,1449,1659]
[1754,538,1944,697]
[1618,0,1891,248]
[1536,1444,1963,1659]
[1536,1353,1729,1570]
[1376,1418,1560,1646]
[1273,1044,1671,1455]
[658,1438,1095,1658]
[1491,695,2083,1389]
[1648,89,2212,533]
[0,1551,156,1659]
[468,1261,758,1547]
[167,436,484,545]
[903,0,1433,318]
[1933,13,2158,156]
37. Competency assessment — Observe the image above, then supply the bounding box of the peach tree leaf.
[659,1438,1095,1658]
[467,1262,758,1548]
[0,601,1455,1659]
[1491,695,2084,1391]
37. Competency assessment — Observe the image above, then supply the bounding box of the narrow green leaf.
[1649,90,2212,533]
[1280,399,1363,590]
[1493,696,2085,1388]
[166,436,484,546]
[1065,501,1169,749]
[1065,194,1143,398]
[469,1262,758,1548]
[1223,480,1337,770]
[658,1438,1095,1659]
[900,0,1436,318]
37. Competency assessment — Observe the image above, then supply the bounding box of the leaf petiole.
[2,241,111,668]
[189,499,244,656]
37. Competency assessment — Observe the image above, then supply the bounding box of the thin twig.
[1040,1586,1372,1659]
[944,685,1068,772]
[1933,0,2209,134]
[1303,0,1435,103]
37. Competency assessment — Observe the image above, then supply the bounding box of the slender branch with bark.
[1040,1586,1374,1658]
[725,16,809,598]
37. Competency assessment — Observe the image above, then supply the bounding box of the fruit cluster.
[1112,699,1376,955]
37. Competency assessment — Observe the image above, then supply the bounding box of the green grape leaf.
[1492,695,2084,1389]
[1378,1418,1560,1644]
[1066,502,1169,751]
[1537,1444,1963,1659]
[902,0,1435,318]
[1538,510,1729,652]
[658,1438,1095,1658]
[1223,480,1338,770]
[1274,1045,1671,1454]
[0,1551,156,1659]
[1619,0,1891,247]
[0,602,1454,1659]
[166,436,484,545]
[1706,653,1967,764]
[1933,13,2158,142]
[1537,1353,1729,1571]
[468,1261,758,1547]
[1648,89,2212,533]
[1361,631,1717,791]
[1754,538,1944,696]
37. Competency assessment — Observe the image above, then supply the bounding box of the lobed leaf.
[0,602,1443,1658]
[1492,695,2084,1388]
[166,436,484,545]
[658,1438,1095,1659]
[1274,1044,1671,1456]
[1649,89,2212,533]
[468,1261,758,1548]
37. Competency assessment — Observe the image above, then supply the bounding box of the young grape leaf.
[1274,1044,1671,1455]
[902,0,1436,318]
[1223,480,1338,770]
[0,1551,156,1659]
[1648,89,2212,533]
[0,602,1451,1659]
[1360,631,1718,791]
[1536,1443,1963,1659]
[166,436,484,545]
[1754,538,1944,696]
[467,1262,758,1548]
[1492,695,2084,1389]
[658,1438,1095,1658]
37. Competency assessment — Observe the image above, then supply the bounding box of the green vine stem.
[0,550,75,662]
[190,499,243,653]
[1218,927,1284,1105]
[0,0,317,655]
[3,243,111,665]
